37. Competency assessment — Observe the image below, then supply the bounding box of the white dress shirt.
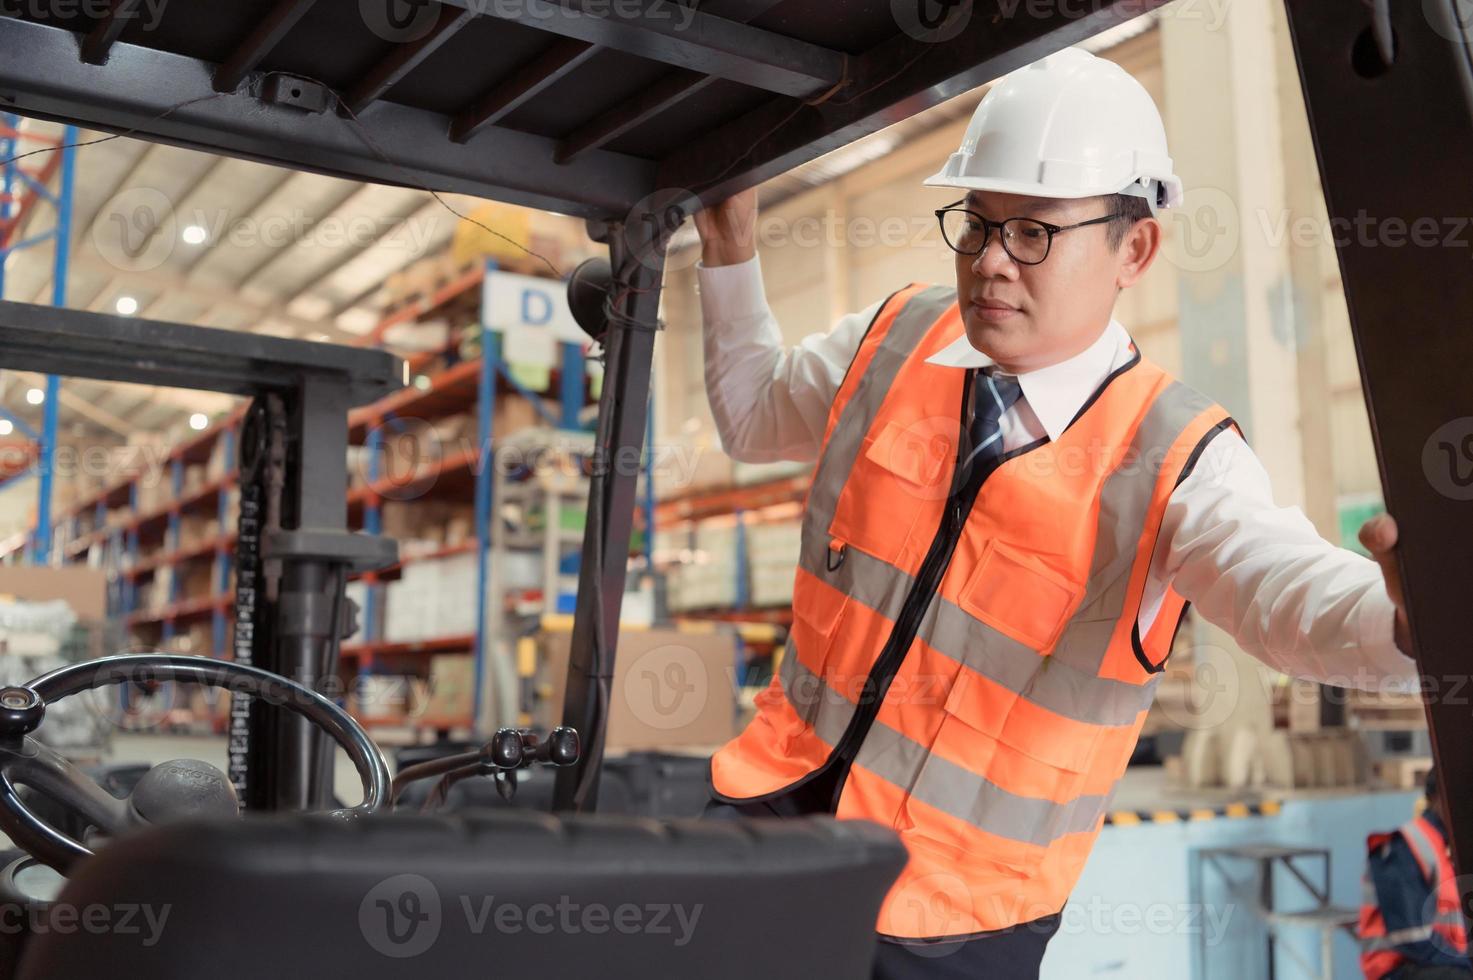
[698,255,1414,690]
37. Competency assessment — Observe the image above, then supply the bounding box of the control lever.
[483,727,581,802]
[390,727,581,811]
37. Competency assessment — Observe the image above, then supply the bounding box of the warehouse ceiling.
[0,3,1157,441]
[1,119,467,438]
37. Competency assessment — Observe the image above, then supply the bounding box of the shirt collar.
[924,319,1131,441]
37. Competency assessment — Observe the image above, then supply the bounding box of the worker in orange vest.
[693,46,1418,980]
[1360,769,1471,979]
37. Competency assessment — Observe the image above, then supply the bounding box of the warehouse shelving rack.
[17,254,610,738]
[344,258,602,736]
[482,425,598,731]
[653,472,808,688]
[0,114,78,565]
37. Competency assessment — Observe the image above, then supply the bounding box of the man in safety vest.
[693,47,1416,978]
[1360,769,1472,979]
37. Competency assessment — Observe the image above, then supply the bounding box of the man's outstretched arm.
[695,189,879,464]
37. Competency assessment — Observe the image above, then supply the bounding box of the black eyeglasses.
[934,202,1121,265]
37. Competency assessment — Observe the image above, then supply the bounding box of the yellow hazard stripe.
[1104,800,1285,826]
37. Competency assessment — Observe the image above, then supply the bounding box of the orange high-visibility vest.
[710,283,1237,941]
[1359,815,1470,979]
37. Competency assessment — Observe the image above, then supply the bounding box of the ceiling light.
[182,225,208,245]
[189,413,209,431]
[0,420,12,436]
[25,388,43,406]
[115,296,138,316]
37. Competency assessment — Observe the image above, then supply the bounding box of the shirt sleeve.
[1158,429,1416,690]
[698,254,883,464]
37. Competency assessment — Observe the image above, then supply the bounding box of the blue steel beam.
[472,263,499,732]
[7,166,58,205]
[0,406,39,442]
[560,342,584,430]
[0,114,16,301]
[0,230,58,257]
[31,129,77,563]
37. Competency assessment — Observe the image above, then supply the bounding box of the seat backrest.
[17,809,906,980]
[622,752,714,818]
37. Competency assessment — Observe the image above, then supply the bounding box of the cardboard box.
[0,566,107,620]
[161,621,213,656]
[433,411,477,447]
[381,579,426,643]
[750,561,796,607]
[534,628,738,752]
[182,463,207,497]
[185,621,214,656]
[747,521,802,565]
[352,674,418,723]
[666,562,739,612]
[149,568,174,611]
[179,563,215,598]
[379,502,422,543]
[1286,679,1325,733]
[432,553,479,637]
[490,394,561,440]
[207,435,232,481]
[136,477,172,515]
[178,514,215,550]
[422,655,475,723]
[443,505,475,546]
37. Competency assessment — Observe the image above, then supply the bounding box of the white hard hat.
[924,47,1183,210]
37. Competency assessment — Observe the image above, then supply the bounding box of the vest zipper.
[825,373,983,807]
[816,340,1141,812]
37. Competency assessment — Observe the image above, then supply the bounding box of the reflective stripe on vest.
[1403,817,1445,887]
[1362,924,1437,952]
[1401,817,1471,947]
[710,285,1234,938]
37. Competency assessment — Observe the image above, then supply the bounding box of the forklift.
[0,0,1468,975]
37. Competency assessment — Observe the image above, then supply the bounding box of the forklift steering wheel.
[0,654,391,873]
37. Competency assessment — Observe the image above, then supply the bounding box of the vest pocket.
[892,687,1052,880]
[946,666,1103,777]
[827,419,955,568]
[891,671,1106,876]
[893,768,1045,880]
[957,539,1083,654]
[785,587,850,728]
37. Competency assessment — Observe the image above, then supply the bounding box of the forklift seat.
[14,809,906,980]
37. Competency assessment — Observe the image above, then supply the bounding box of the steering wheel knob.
[129,760,240,825]
[0,688,44,737]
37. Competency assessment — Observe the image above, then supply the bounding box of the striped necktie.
[962,367,1024,480]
